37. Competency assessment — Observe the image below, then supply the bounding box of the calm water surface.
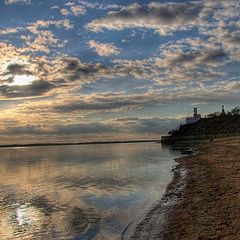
[0,143,182,240]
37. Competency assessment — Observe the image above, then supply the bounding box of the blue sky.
[0,0,239,142]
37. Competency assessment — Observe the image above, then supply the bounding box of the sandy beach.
[129,137,240,240]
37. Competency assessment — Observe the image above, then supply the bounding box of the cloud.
[88,40,120,56]
[52,83,239,115]
[60,8,70,16]
[113,116,182,134]
[0,27,20,35]
[2,114,181,137]
[70,5,86,16]
[155,48,227,69]
[87,2,203,35]
[52,56,109,84]
[53,122,116,135]
[26,19,74,32]
[21,19,74,53]
[78,1,122,11]
[60,4,86,16]
[0,80,54,98]
[5,0,30,4]
[53,92,149,113]
[5,63,32,76]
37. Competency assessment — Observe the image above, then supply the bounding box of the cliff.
[167,107,240,139]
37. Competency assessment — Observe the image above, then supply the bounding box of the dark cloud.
[222,30,240,49]
[6,64,32,76]
[87,2,203,35]
[56,57,108,83]
[54,101,138,112]
[158,48,228,69]
[199,49,227,64]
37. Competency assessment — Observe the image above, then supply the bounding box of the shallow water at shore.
[0,143,182,239]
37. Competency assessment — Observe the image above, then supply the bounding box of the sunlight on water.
[16,204,42,226]
[0,143,182,239]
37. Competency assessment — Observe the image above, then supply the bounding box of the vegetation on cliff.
[169,106,240,137]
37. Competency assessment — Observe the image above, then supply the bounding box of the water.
[0,143,182,240]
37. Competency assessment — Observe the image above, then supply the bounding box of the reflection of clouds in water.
[67,207,101,236]
[83,192,144,210]
[30,195,56,216]
[0,192,102,239]
[0,143,178,239]
[55,175,143,192]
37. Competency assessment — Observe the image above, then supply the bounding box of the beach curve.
[128,137,240,239]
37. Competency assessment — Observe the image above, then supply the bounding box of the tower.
[193,107,198,118]
[222,105,225,115]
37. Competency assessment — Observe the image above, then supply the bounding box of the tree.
[206,112,221,118]
[230,106,240,116]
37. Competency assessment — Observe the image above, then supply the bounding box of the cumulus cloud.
[70,5,86,16]
[78,1,122,11]
[52,56,109,84]
[155,48,227,69]
[0,27,20,35]
[60,8,70,16]
[21,19,74,53]
[60,4,86,16]
[87,2,203,35]
[88,40,120,56]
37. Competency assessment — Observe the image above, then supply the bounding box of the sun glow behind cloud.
[9,75,35,86]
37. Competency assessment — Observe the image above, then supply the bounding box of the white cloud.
[70,5,86,16]
[88,40,120,56]
[0,27,21,35]
[5,0,30,4]
[60,4,86,16]
[60,8,70,16]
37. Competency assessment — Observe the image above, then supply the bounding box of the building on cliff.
[186,107,201,124]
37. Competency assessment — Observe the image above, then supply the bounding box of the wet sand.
[129,137,240,240]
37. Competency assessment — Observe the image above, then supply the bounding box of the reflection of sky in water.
[0,143,182,239]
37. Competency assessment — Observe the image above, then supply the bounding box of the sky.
[0,0,239,142]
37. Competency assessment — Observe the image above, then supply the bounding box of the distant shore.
[129,136,240,239]
[0,139,160,148]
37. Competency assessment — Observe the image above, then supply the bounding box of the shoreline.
[128,137,240,239]
[0,139,160,148]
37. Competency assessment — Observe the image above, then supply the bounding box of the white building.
[186,107,201,124]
